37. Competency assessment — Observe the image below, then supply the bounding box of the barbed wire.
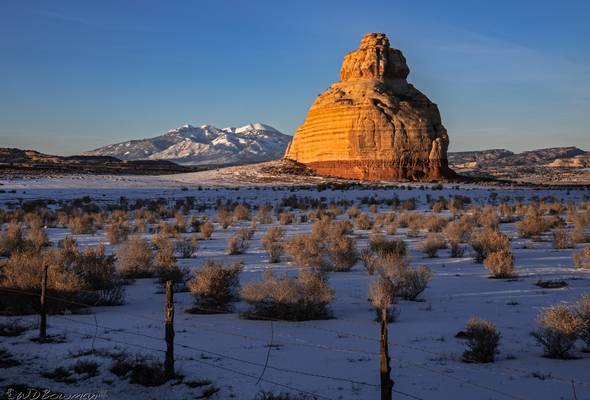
[2,286,588,399]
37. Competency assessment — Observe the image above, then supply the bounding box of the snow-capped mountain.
[83,122,292,166]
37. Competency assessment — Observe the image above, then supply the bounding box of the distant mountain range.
[83,122,291,166]
[448,147,590,169]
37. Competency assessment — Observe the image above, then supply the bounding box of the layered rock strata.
[284,33,454,181]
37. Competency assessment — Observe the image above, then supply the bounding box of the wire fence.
[0,286,586,400]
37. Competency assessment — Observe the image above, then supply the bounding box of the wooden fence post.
[164,280,175,379]
[380,307,393,400]
[40,264,48,339]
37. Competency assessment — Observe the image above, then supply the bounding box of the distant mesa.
[284,33,454,181]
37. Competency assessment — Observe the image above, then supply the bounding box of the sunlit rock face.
[284,33,454,181]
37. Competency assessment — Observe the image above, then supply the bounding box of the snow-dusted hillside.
[83,122,292,166]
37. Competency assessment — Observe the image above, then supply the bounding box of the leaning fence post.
[380,307,393,400]
[164,280,175,379]
[40,263,48,339]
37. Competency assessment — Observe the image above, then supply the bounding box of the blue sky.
[1,0,589,155]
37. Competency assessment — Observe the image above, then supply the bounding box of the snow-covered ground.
[1,177,589,400]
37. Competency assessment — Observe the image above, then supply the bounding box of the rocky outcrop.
[284,33,454,181]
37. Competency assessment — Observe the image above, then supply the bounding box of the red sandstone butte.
[284,33,455,181]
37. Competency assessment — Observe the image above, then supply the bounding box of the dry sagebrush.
[462,317,500,363]
[420,233,446,258]
[199,221,214,240]
[531,304,583,359]
[261,227,284,263]
[189,260,242,313]
[573,247,590,270]
[116,236,154,279]
[241,269,334,321]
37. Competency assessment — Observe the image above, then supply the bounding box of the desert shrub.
[369,234,406,258]
[325,232,357,272]
[431,200,446,213]
[385,222,398,235]
[58,236,79,267]
[309,217,332,239]
[444,220,469,257]
[328,204,343,216]
[369,278,397,322]
[462,317,501,363]
[360,248,378,275]
[354,213,373,230]
[484,248,516,278]
[73,360,100,377]
[396,212,413,228]
[153,235,175,264]
[257,205,274,224]
[116,237,154,279]
[478,207,500,229]
[173,213,187,234]
[573,247,590,269]
[241,269,334,321]
[227,233,249,255]
[157,221,176,238]
[237,226,255,241]
[157,264,187,288]
[400,198,416,211]
[217,208,234,229]
[469,228,510,263]
[284,234,323,268]
[26,223,49,252]
[188,215,200,232]
[106,222,130,245]
[153,236,185,286]
[278,212,295,225]
[176,234,198,258]
[346,206,361,219]
[552,227,573,249]
[420,233,446,258]
[200,221,214,240]
[574,294,590,350]
[67,213,96,234]
[498,203,515,222]
[516,207,553,239]
[0,220,26,256]
[233,204,251,221]
[571,215,588,243]
[72,244,125,305]
[376,255,433,301]
[189,260,242,312]
[531,305,582,359]
[423,215,448,232]
[0,249,83,314]
[110,354,170,386]
[261,227,284,263]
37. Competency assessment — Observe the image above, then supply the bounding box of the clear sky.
[1,0,589,155]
